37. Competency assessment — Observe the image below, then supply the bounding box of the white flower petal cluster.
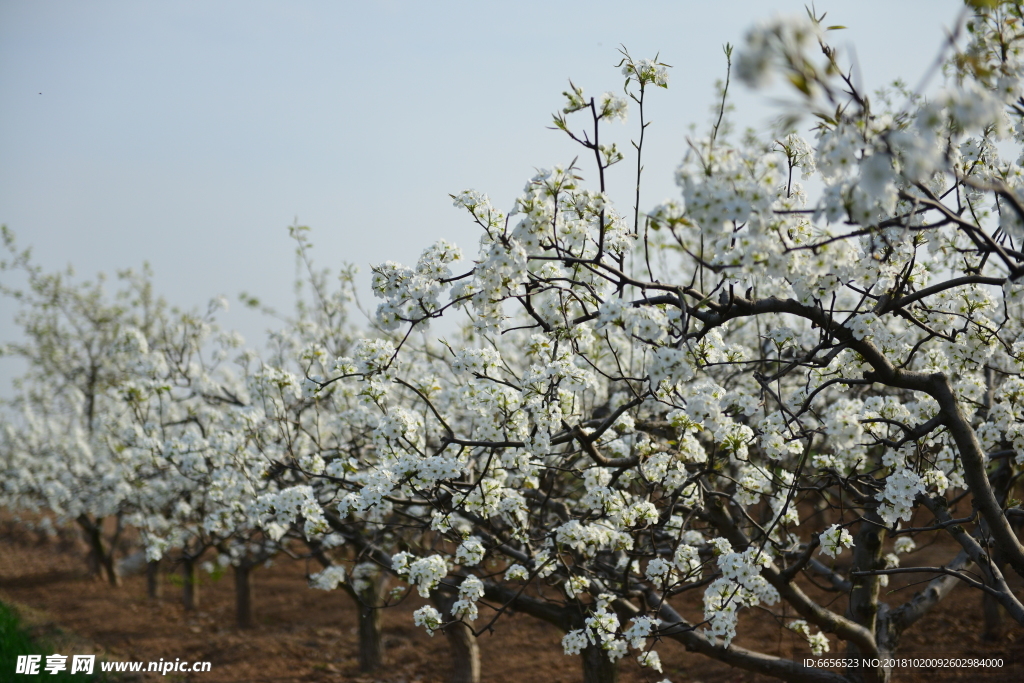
[876,469,926,526]
[309,565,347,591]
[392,552,448,598]
[450,575,486,622]
[455,536,486,567]
[413,605,444,636]
[818,525,854,558]
[789,620,830,655]
[372,240,462,330]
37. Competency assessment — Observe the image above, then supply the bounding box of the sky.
[0,0,965,393]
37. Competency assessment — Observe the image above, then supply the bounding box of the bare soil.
[1,520,1021,683]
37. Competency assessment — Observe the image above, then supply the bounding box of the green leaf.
[788,72,812,96]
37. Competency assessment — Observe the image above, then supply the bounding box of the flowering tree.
[0,226,280,620]
[239,227,401,669]
[0,229,175,586]
[287,4,1024,683]
[0,226,433,668]
[111,322,276,616]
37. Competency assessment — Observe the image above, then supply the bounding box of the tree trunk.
[976,484,1010,642]
[235,563,254,628]
[433,592,480,683]
[982,548,1007,641]
[982,590,1006,641]
[355,570,386,672]
[85,536,101,579]
[146,560,162,599]
[846,513,887,683]
[77,515,102,579]
[182,557,200,611]
[581,643,618,683]
[77,515,120,586]
[444,619,480,683]
[100,546,120,587]
[357,598,384,672]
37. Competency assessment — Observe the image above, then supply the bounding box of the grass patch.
[0,601,113,681]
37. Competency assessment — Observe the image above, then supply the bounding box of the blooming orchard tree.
[0,226,440,669]
[276,4,1024,683]
[0,227,280,617]
[109,320,278,615]
[0,230,178,585]
[236,228,406,669]
[247,229,495,677]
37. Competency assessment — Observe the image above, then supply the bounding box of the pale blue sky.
[0,0,963,390]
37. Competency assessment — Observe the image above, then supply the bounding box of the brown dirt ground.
[1,518,1022,683]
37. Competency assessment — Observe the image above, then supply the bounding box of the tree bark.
[846,513,886,683]
[235,563,254,629]
[146,559,162,599]
[100,546,120,587]
[77,514,120,586]
[982,463,1011,642]
[357,599,384,672]
[982,548,1007,641]
[444,620,480,683]
[581,643,618,683]
[433,592,480,683]
[182,557,200,611]
[304,543,386,673]
[355,569,386,672]
[982,590,1006,641]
